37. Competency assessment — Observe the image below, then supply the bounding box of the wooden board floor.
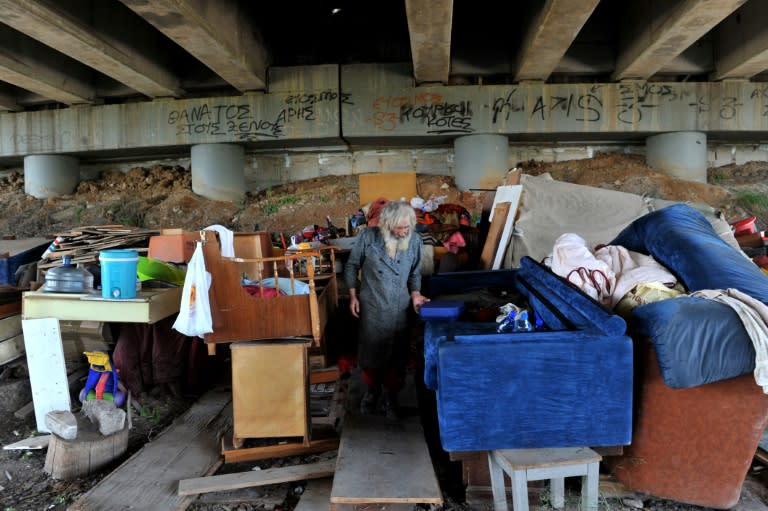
[330,415,443,506]
[69,387,231,510]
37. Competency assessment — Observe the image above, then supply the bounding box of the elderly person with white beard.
[344,200,430,419]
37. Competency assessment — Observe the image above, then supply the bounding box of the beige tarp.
[503,173,741,269]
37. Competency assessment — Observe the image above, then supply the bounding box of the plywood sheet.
[480,202,511,270]
[231,342,308,440]
[359,172,417,206]
[330,415,442,505]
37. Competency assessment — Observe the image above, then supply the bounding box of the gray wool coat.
[343,226,422,369]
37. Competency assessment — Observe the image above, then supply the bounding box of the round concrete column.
[454,134,510,190]
[24,155,80,198]
[191,143,245,202]
[646,131,707,183]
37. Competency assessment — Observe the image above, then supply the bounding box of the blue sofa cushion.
[518,257,627,337]
[630,296,756,388]
[610,204,768,304]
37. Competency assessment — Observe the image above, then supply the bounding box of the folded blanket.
[692,288,768,393]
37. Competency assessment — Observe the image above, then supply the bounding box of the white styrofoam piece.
[22,318,70,433]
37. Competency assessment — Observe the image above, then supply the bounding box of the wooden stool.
[488,447,601,511]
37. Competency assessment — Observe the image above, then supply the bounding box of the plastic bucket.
[99,249,139,299]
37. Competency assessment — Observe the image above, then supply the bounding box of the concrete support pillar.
[453,134,510,190]
[24,155,80,199]
[646,131,707,183]
[191,143,245,202]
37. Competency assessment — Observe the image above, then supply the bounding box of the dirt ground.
[1,152,768,510]
[0,152,765,241]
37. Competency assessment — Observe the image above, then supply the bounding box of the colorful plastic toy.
[79,351,125,407]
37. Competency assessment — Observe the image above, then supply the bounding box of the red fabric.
[366,197,390,227]
[442,230,466,254]
[112,316,223,396]
[337,354,357,375]
[243,285,282,298]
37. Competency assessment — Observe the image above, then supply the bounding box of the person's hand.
[349,295,360,318]
[411,292,430,313]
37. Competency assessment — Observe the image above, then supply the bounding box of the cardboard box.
[148,229,197,263]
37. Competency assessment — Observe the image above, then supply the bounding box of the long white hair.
[378,201,416,256]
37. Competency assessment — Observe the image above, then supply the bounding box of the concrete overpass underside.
[0,1,768,173]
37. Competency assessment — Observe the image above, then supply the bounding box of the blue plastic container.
[419,300,465,322]
[99,249,139,299]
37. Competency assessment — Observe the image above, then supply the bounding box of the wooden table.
[21,287,182,432]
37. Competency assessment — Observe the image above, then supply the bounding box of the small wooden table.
[21,287,182,432]
[488,447,601,511]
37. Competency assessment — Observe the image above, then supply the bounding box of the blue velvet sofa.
[422,256,634,452]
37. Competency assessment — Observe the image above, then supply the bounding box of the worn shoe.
[360,387,381,415]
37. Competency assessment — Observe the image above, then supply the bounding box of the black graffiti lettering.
[576,94,602,122]
[426,116,473,134]
[319,90,337,102]
[167,104,212,125]
[619,102,658,124]
[491,90,520,123]
[221,105,250,121]
[400,101,472,123]
[209,121,225,136]
[532,96,547,120]
[285,90,339,105]
[340,92,354,105]
[276,106,316,123]
[719,97,741,120]
[551,96,573,116]
[688,97,709,114]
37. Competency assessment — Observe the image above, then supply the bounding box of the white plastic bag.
[172,241,213,338]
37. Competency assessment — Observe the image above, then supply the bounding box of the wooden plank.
[222,437,340,464]
[491,185,522,270]
[310,366,340,384]
[330,415,443,505]
[3,434,50,450]
[480,202,511,269]
[295,478,332,511]
[0,313,21,341]
[68,386,231,511]
[358,172,417,207]
[178,459,336,496]
[22,318,70,433]
[331,504,413,511]
[0,332,24,365]
[0,301,21,317]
